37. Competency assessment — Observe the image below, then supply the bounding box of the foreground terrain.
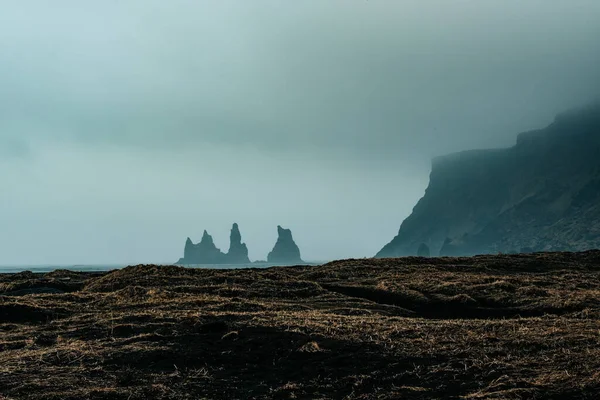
[1,252,600,399]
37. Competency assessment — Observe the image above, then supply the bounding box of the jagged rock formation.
[226,223,250,264]
[178,224,305,264]
[377,102,600,257]
[179,230,226,264]
[178,223,249,264]
[267,226,303,264]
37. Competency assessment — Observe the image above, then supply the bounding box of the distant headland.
[376,102,600,258]
[176,223,304,265]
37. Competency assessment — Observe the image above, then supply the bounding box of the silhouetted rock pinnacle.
[178,224,252,264]
[178,224,305,265]
[184,237,194,255]
[267,225,303,264]
[177,230,227,264]
[194,230,226,264]
[226,223,250,264]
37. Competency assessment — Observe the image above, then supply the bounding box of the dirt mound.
[83,264,197,292]
[0,270,91,296]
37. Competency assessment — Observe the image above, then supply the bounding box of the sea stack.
[183,237,194,261]
[194,230,226,264]
[177,230,226,264]
[226,223,250,264]
[267,225,303,264]
[178,224,252,265]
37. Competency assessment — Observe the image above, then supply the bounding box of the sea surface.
[0,262,324,274]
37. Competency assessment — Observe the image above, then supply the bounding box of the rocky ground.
[1,252,600,399]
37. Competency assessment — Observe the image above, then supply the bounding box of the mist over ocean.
[0,262,325,274]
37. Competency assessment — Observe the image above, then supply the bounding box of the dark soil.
[2,251,600,399]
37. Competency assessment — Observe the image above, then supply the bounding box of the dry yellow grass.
[1,251,600,399]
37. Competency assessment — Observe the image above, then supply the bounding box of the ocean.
[0,262,323,274]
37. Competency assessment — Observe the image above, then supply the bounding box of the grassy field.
[1,252,600,399]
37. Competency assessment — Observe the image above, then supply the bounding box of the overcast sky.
[1,1,599,265]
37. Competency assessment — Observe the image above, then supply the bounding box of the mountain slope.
[377,103,600,257]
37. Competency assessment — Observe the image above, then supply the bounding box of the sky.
[1,0,600,265]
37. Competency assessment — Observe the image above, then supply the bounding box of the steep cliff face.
[267,226,303,264]
[377,103,600,257]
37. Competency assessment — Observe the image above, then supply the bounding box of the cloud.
[0,137,30,159]
[1,1,599,264]
[1,1,599,160]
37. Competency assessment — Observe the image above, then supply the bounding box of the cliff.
[377,103,600,257]
[267,225,303,264]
